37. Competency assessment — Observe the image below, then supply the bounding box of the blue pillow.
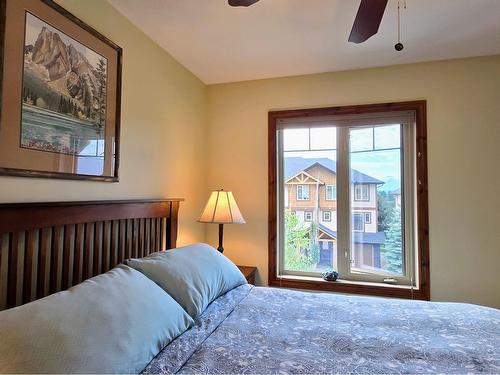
[0,265,194,374]
[127,243,247,318]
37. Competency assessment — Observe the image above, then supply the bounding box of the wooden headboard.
[0,199,182,311]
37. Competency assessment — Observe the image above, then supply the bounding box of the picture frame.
[0,0,122,181]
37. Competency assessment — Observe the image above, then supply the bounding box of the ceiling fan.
[228,0,389,44]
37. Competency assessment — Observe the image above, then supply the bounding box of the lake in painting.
[21,12,107,157]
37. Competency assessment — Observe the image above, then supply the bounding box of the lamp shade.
[198,190,246,224]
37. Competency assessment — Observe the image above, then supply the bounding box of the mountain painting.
[21,12,107,156]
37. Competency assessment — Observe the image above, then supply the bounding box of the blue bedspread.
[144,285,500,374]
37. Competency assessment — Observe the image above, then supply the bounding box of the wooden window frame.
[364,212,372,224]
[268,101,430,300]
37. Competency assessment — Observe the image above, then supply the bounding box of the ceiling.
[108,0,500,84]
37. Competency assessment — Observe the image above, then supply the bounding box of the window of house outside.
[354,184,370,201]
[326,185,336,200]
[297,185,310,200]
[353,213,364,231]
[323,211,331,221]
[364,212,372,223]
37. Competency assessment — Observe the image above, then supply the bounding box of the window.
[296,185,310,200]
[354,184,370,201]
[353,213,364,231]
[269,101,429,300]
[325,185,336,200]
[322,211,331,221]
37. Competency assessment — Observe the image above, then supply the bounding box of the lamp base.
[217,223,224,253]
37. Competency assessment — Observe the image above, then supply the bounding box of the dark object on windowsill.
[322,270,339,282]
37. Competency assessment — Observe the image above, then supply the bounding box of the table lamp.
[198,189,245,253]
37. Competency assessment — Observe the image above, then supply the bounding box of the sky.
[284,124,402,191]
[24,12,104,68]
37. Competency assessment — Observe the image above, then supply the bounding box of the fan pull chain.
[395,0,406,51]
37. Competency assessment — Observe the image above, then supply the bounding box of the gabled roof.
[285,170,323,184]
[318,224,386,245]
[284,157,384,185]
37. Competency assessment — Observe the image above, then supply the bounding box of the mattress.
[143,285,500,374]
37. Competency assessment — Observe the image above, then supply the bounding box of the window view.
[350,125,404,277]
[279,121,415,286]
[283,126,338,273]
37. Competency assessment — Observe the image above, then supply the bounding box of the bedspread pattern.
[175,286,500,374]
[142,284,253,374]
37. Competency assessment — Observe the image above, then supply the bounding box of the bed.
[0,200,499,374]
[145,284,500,374]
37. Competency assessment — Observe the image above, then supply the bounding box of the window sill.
[269,274,429,300]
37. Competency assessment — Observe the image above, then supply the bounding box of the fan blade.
[228,0,260,6]
[348,0,388,43]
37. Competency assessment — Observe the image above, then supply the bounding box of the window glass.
[283,128,309,151]
[279,121,414,285]
[310,127,336,150]
[282,127,337,273]
[350,125,404,276]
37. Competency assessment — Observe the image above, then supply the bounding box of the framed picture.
[0,0,122,181]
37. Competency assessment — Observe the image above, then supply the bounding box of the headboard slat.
[151,218,156,253]
[0,199,182,310]
[83,223,92,281]
[62,225,73,291]
[93,222,101,277]
[102,221,111,273]
[138,219,144,258]
[7,232,19,308]
[23,230,35,304]
[37,228,50,299]
[73,224,84,285]
[157,218,161,250]
[49,226,62,294]
[132,219,138,258]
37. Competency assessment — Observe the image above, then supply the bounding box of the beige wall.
[1,2,498,308]
[0,0,208,246]
[206,55,500,308]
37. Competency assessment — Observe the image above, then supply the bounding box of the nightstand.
[237,265,257,284]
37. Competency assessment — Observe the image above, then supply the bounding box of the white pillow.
[127,243,247,318]
[0,264,193,374]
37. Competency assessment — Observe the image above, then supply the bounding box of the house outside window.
[354,184,370,201]
[323,211,331,222]
[297,185,310,200]
[269,101,429,300]
[325,185,336,200]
